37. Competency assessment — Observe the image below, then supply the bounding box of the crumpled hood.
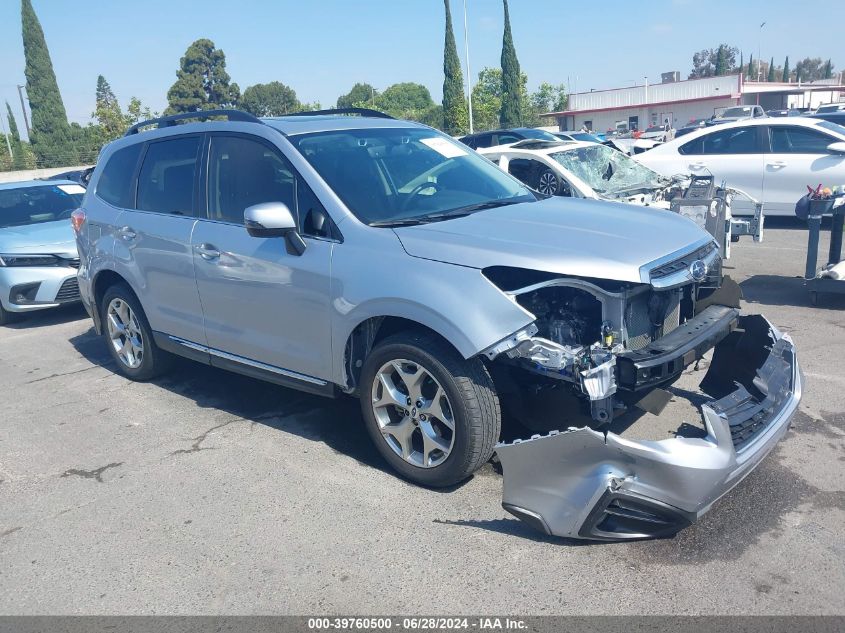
[393,197,712,283]
[0,220,77,257]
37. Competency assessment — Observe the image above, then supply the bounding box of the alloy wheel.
[106,298,144,369]
[370,359,455,468]
[538,170,559,196]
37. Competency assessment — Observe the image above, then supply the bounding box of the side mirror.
[826,141,845,156]
[244,202,307,256]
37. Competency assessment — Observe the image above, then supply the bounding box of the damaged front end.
[481,254,801,541]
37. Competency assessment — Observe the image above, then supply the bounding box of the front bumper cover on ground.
[495,313,802,541]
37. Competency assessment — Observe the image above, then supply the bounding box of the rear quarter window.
[96,143,143,208]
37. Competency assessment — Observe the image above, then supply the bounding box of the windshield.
[290,128,535,226]
[571,133,602,143]
[720,106,753,118]
[0,184,84,229]
[816,105,843,113]
[644,126,665,133]
[550,144,663,196]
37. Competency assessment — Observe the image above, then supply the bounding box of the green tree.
[92,75,125,142]
[472,67,502,131]
[5,102,21,145]
[5,102,24,169]
[715,45,727,76]
[166,39,240,114]
[21,0,72,166]
[499,0,522,126]
[125,97,155,126]
[442,0,468,135]
[376,82,435,119]
[336,83,377,109]
[746,53,754,78]
[794,57,826,82]
[782,56,790,82]
[767,57,775,82]
[241,82,301,116]
[739,52,744,74]
[823,59,833,79]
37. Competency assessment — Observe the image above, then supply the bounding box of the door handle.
[195,243,221,260]
[767,161,787,169]
[118,226,137,240]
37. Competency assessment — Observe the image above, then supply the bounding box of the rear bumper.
[496,313,802,541]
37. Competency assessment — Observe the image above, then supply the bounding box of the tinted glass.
[518,129,559,141]
[207,136,296,224]
[771,126,835,153]
[291,128,533,226]
[136,137,200,215]
[816,120,845,136]
[680,126,759,155]
[0,185,85,228]
[496,133,522,145]
[97,143,142,208]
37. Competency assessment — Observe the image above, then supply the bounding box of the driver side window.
[207,136,296,224]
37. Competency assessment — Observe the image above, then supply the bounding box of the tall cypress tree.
[823,59,833,79]
[5,102,21,145]
[739,52,744,74]
[442,0,468,135]
[715,46,727,76]
[21,0,71,166]
[746,53,754,78]
[499,0,522,127]
[767,57,775,82]
[782,56,790,82]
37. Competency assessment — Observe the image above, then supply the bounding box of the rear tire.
[359,331,500,487]
[100,283,169,381]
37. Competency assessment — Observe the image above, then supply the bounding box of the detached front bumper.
[496,313,802,541]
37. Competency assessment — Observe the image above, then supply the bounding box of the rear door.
[191,133,334,383]
[763,124,845,215]
[112,135,205,344]
[677,124,765,214]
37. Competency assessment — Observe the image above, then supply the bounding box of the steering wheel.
[400,181,443,212]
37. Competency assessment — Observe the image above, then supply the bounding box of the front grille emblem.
[689,259,708,282]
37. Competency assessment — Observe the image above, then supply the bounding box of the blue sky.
[0,0,842,130]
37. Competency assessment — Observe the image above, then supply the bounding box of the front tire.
[359,331,500,487]
[100,283,168,381]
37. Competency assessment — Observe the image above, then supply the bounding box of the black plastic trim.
[125,110,262,136]
[579,489,694,541]
[617,305,739,392]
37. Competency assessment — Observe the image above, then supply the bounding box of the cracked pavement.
[0,223,843,615]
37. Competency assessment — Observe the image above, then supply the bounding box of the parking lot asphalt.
[1,222,843,615]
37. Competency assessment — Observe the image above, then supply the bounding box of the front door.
[763,125,845,215]
[191,133,334,383]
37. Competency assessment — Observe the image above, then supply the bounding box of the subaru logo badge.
[690,259,708,282]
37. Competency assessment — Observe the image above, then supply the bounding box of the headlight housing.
[0,254,60,267]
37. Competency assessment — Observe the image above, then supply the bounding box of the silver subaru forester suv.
[73,109,801,541]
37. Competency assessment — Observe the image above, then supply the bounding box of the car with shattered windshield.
[479,140,765,256]
[74,109,801,541]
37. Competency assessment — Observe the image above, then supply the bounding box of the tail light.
[71,209,86,234]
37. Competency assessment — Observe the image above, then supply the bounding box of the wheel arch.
[339,313,472,395]
[90,269,134,334]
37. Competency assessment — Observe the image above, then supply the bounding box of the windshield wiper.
[368,198,527,228]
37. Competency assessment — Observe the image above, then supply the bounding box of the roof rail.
[124,109,263,136]
[283,107,395,120]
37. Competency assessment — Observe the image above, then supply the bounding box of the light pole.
[758,22,766,82]
[17,85,31,137]
[463,0,474,133]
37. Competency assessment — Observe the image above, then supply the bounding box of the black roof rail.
[124,109,263,136]
[282,107,395,120]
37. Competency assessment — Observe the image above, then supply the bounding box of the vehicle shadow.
[3,303,88,329]
[68,325,479,491]
[741,274,845,310]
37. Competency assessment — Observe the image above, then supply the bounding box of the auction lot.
[1,222,843,615]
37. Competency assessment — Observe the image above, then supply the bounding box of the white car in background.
[634,117,845,216]
[478,140,764,255]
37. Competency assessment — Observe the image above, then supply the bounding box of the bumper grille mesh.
[55,278,80,303]
[625,290,682,351]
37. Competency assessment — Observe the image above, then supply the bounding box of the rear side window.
[97,144,142,208]
[679,127,759,155]
[770,126,835,154]
[136,137,200,216]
